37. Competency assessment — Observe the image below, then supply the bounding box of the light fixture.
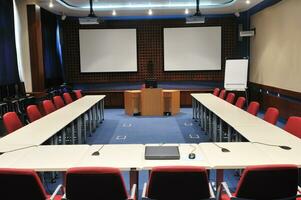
[49,0,54,8]
[185,8,189,15]
[246,0,251,4]
[148,9,153,15]
[112,10,116,16]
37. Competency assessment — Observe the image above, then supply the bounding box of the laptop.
[145,146,180,160]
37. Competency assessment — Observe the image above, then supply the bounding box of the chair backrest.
[147,166,211,200]
[74,90,82,99]
[213,88,220,96]
[247,101,260,116]
[63,93,73,105]
[284,116,301,138]
[0,168,48,199]
[235,165,298,200]
[263,107,279,125]
[3,112,23,134]
[66,167,128,200]
[53,96,65,109]
[26,105,42,123]
[235,97,246,109]
[42,100,56,115]
[218,89,226,99]
[225,93,235,104]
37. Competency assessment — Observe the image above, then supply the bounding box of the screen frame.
[78,27,139,74]
[162,25,223,72]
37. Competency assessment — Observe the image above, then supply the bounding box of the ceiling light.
[148,9,153,15]
[246,0,251,4]
[185,8,189,15]
[49,0,54,8]
[112,10,116,16]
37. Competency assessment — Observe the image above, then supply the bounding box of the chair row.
[2,91,82,134]
[213,88,301,139]
[1,164,300,200]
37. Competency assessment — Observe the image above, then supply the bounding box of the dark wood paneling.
[27,5,45,92]
[249,82,301,119]
[61,17,239,83]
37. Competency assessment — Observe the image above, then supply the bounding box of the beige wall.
[250,0,301,93]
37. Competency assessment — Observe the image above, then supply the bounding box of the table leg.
[216,169,224,190]
[130,169,139,198]
[77,117,82,144]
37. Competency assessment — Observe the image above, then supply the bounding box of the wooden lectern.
[141,88,163,116]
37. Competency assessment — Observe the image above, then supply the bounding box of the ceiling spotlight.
[49,0,53,8]
[148,9,153,15]
[185,8,189,15]
[234,12,240,17]
[246,0,251,4]
[112,10,116,16]
[61,15,67,20]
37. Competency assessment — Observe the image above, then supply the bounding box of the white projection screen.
[164,26,222,71]
[79,29,137,72]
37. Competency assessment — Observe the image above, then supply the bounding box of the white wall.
[13,0,32,92]
[250,0,301,93]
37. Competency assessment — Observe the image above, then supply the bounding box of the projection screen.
[79,29,137,72]
[163,26,221,71]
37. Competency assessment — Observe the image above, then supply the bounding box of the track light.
[49,0,54,8]
[148,9,153,15]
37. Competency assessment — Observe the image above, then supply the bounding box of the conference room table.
[0,95,105,149]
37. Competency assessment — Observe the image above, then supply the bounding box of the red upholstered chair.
[53,96,65,109]
[65,167,136,200]
[219,89,226,99]
[0,168,63,200]
[3,112,23,134]
[74,90,82,99]
[213,88,220,96]
[263,107,279,125]
[284,116,301,139]
[26,105,42,123]
[235,97,246,109]
[42,100,56,115]
[63,93,73,105]
[142,166,215,200]
[218,165,299,200]
[246,101,260,116]
[225,93,235,104]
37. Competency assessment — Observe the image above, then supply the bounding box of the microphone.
[251,142,291,150]
[213,143,230,152]
[91,145,105,156]
[0,145,38,155]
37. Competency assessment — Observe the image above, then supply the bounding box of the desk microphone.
[213,143,230,153]
[91,145,105,156]
[252,142,291,150]
[0,145,38,155]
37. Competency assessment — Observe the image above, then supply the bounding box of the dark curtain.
[41,8,63,88]
[0,0,20,85]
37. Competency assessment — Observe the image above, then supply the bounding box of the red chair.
[218,165,299,200]
[263,107,279,125]
[42,100,56,115]
[142,166,215,200]
[26,105,42,123]
[225,93,235,104]
[0,168,62,199]
[63,93,73,105]
[74,90,82,99]
[213,88,220,96]
[246,101,260,116]
[235,97,246,109]
[219,89,226,99]
[53,96,65,109]
[3,112,23,134]
[65,167,136,200]
[284,116,301,138]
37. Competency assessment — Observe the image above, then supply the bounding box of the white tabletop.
[0,95,105,146]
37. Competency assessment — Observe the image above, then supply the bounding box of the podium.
[124,89,180,116]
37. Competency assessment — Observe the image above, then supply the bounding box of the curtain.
[0,0,20,85]
[41,8,63,88]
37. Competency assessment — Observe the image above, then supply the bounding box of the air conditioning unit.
[186,15,205,24]
[79,17,100,25]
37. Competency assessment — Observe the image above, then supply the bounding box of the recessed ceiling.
[34,0,264,17]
